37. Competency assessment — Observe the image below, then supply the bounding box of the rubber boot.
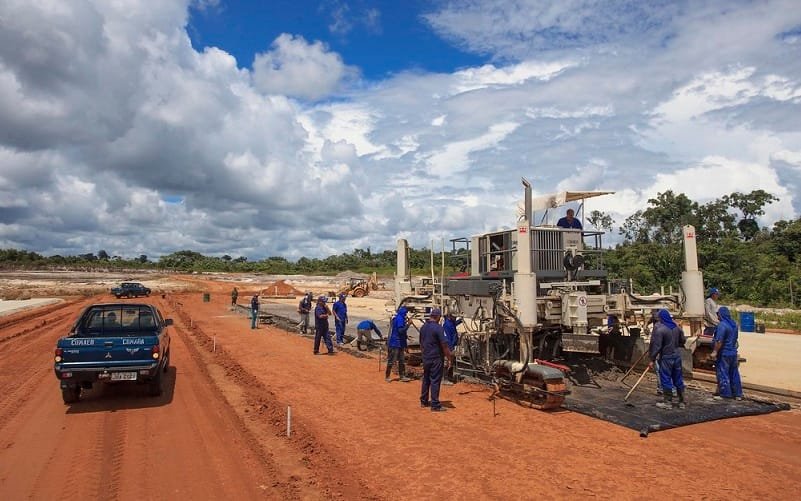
[655,392,673,409]
[675,388,686,409]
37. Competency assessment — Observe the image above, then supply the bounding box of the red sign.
[519,226,527,234]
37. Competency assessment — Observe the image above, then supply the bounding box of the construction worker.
[556,208,583,229]
[313,296,335,355]
[645,309,666,396]
[648,309,686,409]
[442,311,462,384]
[250,293,260,329]
[420,308,451,412]
[297,292,312,334]
[385,307,410,382]
[711,306,744,401]
[231,287,238,307]
[353,319,382,350]
[704,287,721,336]
[332,293,348,346]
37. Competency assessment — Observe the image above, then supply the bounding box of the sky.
[1,0,800,261]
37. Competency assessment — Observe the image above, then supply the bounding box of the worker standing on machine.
[313,296,335,355]
[442,311,462,385]
[556,208,583,229]
[648,309,686,409]
[419,308,451,412]
[385,307,410,382]
[704,287,721,336]
[332,293,348,346]
[711,306,744,401]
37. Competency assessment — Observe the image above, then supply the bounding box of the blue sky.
[188,0,486,79]
[1,0,801,260]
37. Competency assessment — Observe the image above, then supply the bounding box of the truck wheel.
[148,371,163,397]
[162,349,170,373]
[115,295,121,299]
[352,287,367,298]
[61,386,80,404]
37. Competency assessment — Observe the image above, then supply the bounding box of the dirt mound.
[260,280,303,297]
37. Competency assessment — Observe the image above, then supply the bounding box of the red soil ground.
[1,276,800,499]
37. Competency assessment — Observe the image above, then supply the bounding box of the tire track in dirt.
[0,306,84,434]
[95,411,128,500]
[163,297,377,500]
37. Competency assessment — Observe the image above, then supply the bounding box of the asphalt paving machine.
[394,178,708,409]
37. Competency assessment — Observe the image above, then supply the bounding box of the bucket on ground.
[202,293,210,302]
[740,311,755,332]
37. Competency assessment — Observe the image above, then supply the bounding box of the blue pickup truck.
[111,282,151,298]
[54,303,172,403]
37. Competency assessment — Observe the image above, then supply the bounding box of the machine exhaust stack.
[514,178,538,331]
[680,225,704,317]
[395,239,412,306]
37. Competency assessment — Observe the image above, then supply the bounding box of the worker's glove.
[647,361,654,369]
[710,351,718,359]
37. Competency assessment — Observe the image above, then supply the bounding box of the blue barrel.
[740,312,755,332]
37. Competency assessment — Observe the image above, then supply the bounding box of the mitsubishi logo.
[105,352,112,359]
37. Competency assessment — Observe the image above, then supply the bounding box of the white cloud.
[252,34,353,100]
[1,0,801,259]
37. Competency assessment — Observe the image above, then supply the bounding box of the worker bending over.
[353,319,382,350]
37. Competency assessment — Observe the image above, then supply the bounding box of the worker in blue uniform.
[712,306,743,400]
[648,309,686,409]
[313,296,335,355]
[556,208,583,229]
[419,308,451,412]
[385,307,410,382]
[442,311,462,384]
[354,319,382,350]
[332,293,348,346]
[250,293,260,329]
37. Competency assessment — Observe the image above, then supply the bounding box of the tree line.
[2,189,800,307]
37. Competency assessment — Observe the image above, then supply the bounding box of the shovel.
[624,365,651,402]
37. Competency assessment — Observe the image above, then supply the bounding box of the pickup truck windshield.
[76,305,158,337]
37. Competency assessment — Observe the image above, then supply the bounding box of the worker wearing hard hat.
[332,293,349,346]
[648,309,687,409]
[704,287,721,336]
[419,308,451,412]
[313,296,335,355]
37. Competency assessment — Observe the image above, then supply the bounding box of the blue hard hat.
[430,308,442,317]
[339,293,347,299]
[318,295,328,303]
[708,287,720,296]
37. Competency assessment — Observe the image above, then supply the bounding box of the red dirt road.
[2,287,801,499]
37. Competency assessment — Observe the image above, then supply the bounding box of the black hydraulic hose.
[626,289,681,306]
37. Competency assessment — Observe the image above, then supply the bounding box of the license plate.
[110,372,137,381]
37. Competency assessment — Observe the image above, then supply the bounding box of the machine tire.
[148,370,163,397]
[352,287,367,298]
[61,386,80,404]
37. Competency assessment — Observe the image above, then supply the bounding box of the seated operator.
[556,208,583,230]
